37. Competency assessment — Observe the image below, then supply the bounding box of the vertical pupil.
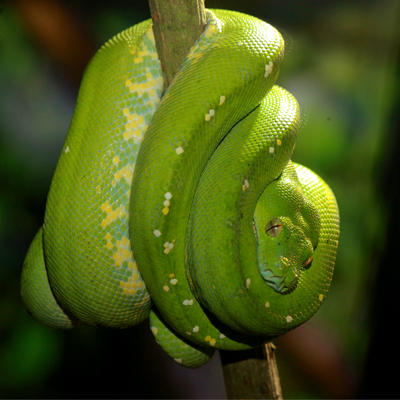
[266,218,282,237]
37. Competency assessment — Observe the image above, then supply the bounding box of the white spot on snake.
[163,241,175,254]
[170,278,178,285]
[175,146,184,155]
[219,96,225,105]
[64,146,70,153]
[153,230,161,237]
[269,147,275,154]
[246,278,251,288]
[193,326,199,332]
[174,358,182,364]
[286,315,293,323]
[242,179,250,191]
[219,333,226,339]
[151,326,158,335]
[164,192,172,200]
[163,200,170,207]
[163,285,170,292]
[209,109,215,117]
[183,299,194,306]
[265,61,274,77]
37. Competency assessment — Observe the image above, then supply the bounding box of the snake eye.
[266,218,282,237]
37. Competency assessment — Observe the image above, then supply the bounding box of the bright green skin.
[20,10,340,368]
[21,228,74,329]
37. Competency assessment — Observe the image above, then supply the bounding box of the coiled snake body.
[21,10,340,368]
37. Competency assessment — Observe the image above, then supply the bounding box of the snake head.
[254,162,320,294]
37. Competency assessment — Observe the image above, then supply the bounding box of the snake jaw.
[261,270,299,294]
[260,258,300,294]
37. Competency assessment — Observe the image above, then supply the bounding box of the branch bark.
[221,344,283,399]
[149,0,206,91]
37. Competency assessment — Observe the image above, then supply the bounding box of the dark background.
[0,0,399,398]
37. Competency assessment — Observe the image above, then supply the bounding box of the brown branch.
[221,344,283,399]
[263,343,283,399]
[148,0,206,92]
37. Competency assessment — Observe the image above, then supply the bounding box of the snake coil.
[21,10,339,368]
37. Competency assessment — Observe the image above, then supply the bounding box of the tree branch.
[221,344,283,399]
[149,0,206,91]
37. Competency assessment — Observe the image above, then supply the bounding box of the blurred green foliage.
[0,0,399,398]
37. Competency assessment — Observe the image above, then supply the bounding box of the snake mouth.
[261,269,299,294]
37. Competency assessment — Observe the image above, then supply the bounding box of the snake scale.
[21,9,340,368]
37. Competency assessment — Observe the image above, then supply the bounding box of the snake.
[20,9,340,368]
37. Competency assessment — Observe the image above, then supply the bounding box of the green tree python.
[20,9,340,368]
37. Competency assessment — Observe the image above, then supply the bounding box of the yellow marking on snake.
[99,27,165,302]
